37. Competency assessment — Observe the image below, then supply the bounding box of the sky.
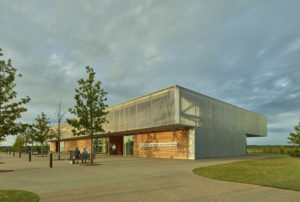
[1,0,300,146]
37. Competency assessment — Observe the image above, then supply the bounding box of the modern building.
[49,85,267,159]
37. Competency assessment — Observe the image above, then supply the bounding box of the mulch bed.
[0,170,14,173]
[33,156,48,157]
[53,159,69,161]
[80,163,102,166]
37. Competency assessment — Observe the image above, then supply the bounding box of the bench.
[79,153,90,163]
[70,151,96,163]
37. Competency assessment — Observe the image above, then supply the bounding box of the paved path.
[0,153,299,202]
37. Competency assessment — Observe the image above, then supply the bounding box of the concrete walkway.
[0,153,299,202]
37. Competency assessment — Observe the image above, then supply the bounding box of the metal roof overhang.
[50,124,192,142]
[246,133,262,137]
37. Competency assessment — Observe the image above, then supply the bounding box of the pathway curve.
[0,153,299,201]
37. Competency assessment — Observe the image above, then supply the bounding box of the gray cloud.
[1,0,300,145]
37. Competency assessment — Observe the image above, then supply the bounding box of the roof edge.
[106,85,177,110]
[175,85,266,118]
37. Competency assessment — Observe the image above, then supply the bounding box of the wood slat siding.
[64,139,91,153]
[50,142,56,152]
[134,129,190,159]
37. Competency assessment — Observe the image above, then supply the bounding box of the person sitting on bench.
[75,147,80,164]
[82,148,88,163]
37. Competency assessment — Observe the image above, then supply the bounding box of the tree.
[12,135,25,152]
[67,66,108,163]
[0,48,31,142]
[28,126,37,153]
[20,124,33,153]
[54,102,66,160]
[288,120,300,146]
[33,112,55,156]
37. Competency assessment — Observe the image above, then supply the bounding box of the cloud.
[284,38,300,54]
[1,0,300,145]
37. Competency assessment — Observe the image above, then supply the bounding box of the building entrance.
[109,136,123,155]
[124,135,134,156]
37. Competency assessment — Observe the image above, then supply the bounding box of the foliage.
[0,190,39,202]
[8,144,49,153]
[20,124,34,152]
[0,146,10,151]
[288,149,300,157]
[67,66,108,163]
[33,112,55,155]
[11,135,25,151]
[193,157,300,191]
[247,145,299,154]
[28,144,50,153]
[8,124,36,152]
[0,48,31,142]
[288,121,300,146]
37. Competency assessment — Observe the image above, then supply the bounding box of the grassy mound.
[193,157,300,191]
[0,190,39,202]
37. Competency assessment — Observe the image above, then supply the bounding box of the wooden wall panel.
[50,141,57,152]
[134,129,189,159]
[64,139,91,153]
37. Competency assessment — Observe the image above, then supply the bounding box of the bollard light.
[72,151,75,164]
[29,151,31,162]
[50,152,53,168]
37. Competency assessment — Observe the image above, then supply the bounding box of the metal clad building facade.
[103,87,176,133]
[49,85,267,159]
[177,86,266,158]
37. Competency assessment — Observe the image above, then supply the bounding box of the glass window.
[93,137,109,154]
[124,135,134,156]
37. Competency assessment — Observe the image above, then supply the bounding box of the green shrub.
[280,147,284,154]
[8,144,50,152]
[289,149,300,157]
[247,146,300,155]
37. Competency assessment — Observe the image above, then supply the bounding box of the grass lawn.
[193,157,300,191]
[0,190,39,202]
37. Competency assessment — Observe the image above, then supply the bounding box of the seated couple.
[74,147,89,164]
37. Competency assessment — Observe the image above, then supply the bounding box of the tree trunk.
[58,121,61,160]
[90,134,93,164]
[41,143,44,157]
[58,140,60,160]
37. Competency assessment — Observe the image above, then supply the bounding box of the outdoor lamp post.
[49,151,53,168]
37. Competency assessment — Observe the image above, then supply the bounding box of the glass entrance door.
[123,135,134,156]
